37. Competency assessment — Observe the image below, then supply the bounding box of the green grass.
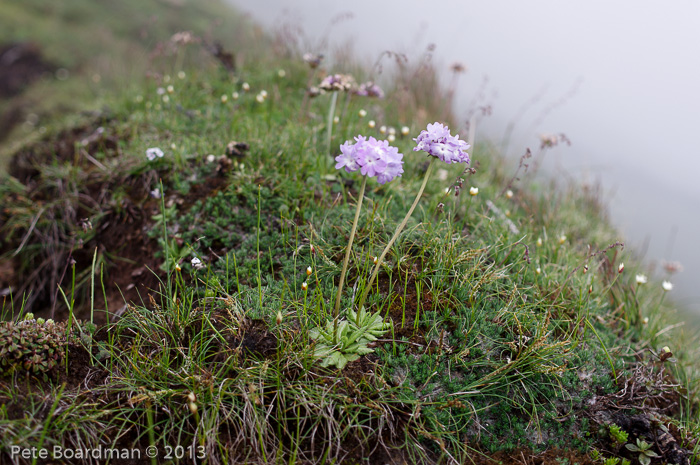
[1,2,699,464]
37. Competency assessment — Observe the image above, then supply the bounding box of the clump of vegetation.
[0,314,77,380]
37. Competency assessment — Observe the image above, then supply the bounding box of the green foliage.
[310,307,391,369]
[608,423,629,447]
[0,314,76,380]
[624,438,660,465]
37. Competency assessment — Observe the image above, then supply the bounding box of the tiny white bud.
[662,281,673,291]
[469,187,479,196]
[401,126,410,136]
[535,267,541,275]
[167,85,174,94]
[260,90,268,98]
[232,92,239,100]
[358,109,367,118]
[188,402,198,415]
[506,190,514,199]
[333,116,340,124]
[301,282,308,291]
[277,69,286,78]
[558,235,567,245]
[221,94,228,103]
[242,82,250,91]
[373,256,378,265]
[206,154,216,163]
[618,263,624,273]
[276,311,283,325]
[256,94,264,103]
[177,71,186,79]
[536,237,543,247]
[162,95,170,103]
[368,120,376,128]
[187,391,196,403]
[387,134,396,142]
[636,274,648,285]
[306,266,312,276]
[642,317,649,325]
[388,127,396,135]
[379,125,387,134]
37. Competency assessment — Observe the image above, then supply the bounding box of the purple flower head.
[413,122,470,164]
[335,136,404,184]
[319,74,354,92]
[354,81,384,98]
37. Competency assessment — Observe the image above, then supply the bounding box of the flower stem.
[356,158,436,312]
[334,176,367,339]
[326,91,339,167]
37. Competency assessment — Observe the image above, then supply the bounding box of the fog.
[232,0,700,319]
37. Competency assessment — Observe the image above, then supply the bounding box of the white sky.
[233,0,700,317]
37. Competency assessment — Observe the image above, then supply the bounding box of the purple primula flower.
[335,137,363,173]
[335,135,403,184]
[354,81,384,98]
[413,122,470,164]
[319,74,354,92]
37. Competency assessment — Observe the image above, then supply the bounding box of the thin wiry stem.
[334,175,368,322]
[356,158,436,312]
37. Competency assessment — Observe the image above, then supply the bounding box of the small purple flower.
[354,81,384,98]
[335,136,403,184]
[319,74,354,92]
[146,147,164,161]
[413,122,470,164]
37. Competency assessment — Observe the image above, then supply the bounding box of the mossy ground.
[0,1,698,464]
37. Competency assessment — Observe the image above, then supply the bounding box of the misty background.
[233,0,700,321]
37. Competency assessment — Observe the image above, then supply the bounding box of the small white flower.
[162,95,170,103]
[536,237,543,247]
[506,190,514,199]
[387,134,396,142]
[388,127,396,135]
[401,126,410,136]
[260,90,268,98]
[306,266,313,276]
[232,92,239,100]
[618,263,624,273]
[167,85,174,94]
[146,147,164,161]
[373,256,378,265]
[469,187,479,196]
[301,282,308,291]
[163,75,171,83]
[643,317,649,325]
[191,257,204,270]
[206,154,216,163]
[379,125,387,134]
[558,235,567,244]
[177,71,186,79]
[242,82,250,91]
[535,267,541,275]
[135,95,143,103]
[277,69,286,78]
[368,120,376,128]
[221,94,228,103]
[662,281,673,291]
[255,94,264,103]
[636,274,647,285]
[333,116,340,124]
[444,187,451,194]
[358,109,367,118]
[150,188,161,199]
